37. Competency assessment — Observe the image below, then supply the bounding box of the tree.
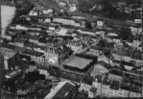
[78,0,96,13]
[14,0,34,16]
[78,0,130,20]
[118,27,134,42]
[85,21,92,30]
[103,48,111,58]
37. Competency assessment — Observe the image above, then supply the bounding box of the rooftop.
[91,62,109,77]
[44,81,75,99]
[85,49,101,56]
[0,47,17,59]
[23,48,44,57]
[63,56,93,70]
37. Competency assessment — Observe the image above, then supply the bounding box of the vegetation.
[77,0,141,20]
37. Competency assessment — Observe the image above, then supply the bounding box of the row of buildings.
[0,1,143,98]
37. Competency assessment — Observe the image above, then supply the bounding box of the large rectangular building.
[60,55,96,84]
[63,56,94,72]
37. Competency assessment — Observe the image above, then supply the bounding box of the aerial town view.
[0,0,143,98]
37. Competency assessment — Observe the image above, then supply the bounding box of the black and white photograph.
[0,0,143,99]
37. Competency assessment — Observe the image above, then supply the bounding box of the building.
[0,47,17,71]
[44,81,76,99]
[108,73,123,90]
[45,43,72,65]
[63,56,94,72]
[60,55,96,84]
[22,48,45,66]
[53,18,80,27]
[80,48,102,58]
[67,38,83,53]
[96,19,104,29]
[91,62,109,78]
[122,71,143,93]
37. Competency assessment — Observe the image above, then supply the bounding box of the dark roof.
[23,49,43,57]
[113,60,135,67]
[109,68,123,76]
[2,43,16,50]
[63,56,93,70]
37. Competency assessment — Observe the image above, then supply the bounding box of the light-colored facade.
[0,5,16,39]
